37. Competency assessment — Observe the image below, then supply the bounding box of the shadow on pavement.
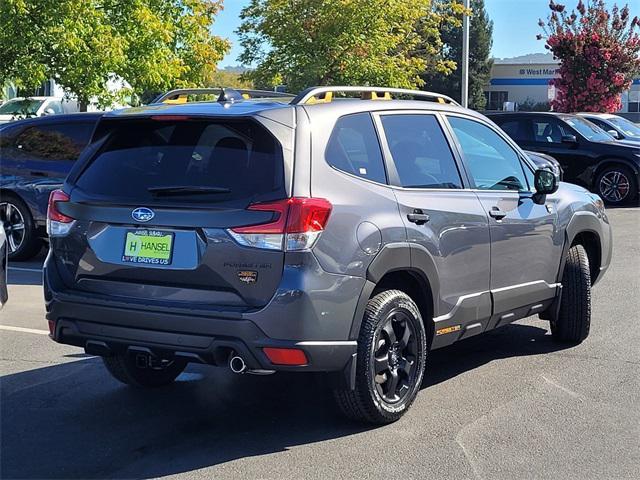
[1,323,569,479]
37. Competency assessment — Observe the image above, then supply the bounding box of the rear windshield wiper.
[147,185,231,196]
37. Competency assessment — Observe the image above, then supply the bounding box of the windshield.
[0,99,44,116]
[564,116,613,142]
[608,116,640,139]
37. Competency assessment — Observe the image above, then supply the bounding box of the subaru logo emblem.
[131,207,155,223]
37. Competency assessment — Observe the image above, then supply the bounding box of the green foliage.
[0,0,230,107]
[237,0,466,92]
[422,0,493,110]
[208,69,254,89]
[518,98,551,112]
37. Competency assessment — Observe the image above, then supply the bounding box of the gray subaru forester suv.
[44,86,612,424]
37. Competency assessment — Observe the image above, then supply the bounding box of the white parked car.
[0,97,76,124]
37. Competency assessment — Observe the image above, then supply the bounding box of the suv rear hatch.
[51,115,290,310]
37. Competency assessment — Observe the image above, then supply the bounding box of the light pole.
[461,0,470,108]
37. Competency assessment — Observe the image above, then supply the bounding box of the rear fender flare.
[348,242,439,340]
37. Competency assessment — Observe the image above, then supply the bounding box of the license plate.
[122,229,174,265]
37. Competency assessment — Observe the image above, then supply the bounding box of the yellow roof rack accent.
[305,91,333,104]
[361,91,392,101]
[291,86,459,106]
[162,95,188,105]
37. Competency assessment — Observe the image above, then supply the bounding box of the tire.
[0,194,42,261]
[595,165,638,205]
[551,244,591,344]
[333,290,427,424]
[102,353,187,388]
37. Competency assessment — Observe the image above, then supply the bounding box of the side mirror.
[607,129,620,139]
[42,108,56,116]
[534,168,559,195]
[561,134,577,144]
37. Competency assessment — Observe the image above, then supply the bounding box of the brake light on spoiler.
[228,197,332,251]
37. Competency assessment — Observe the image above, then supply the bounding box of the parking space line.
[8,267,43,273]
[0,325,49,335]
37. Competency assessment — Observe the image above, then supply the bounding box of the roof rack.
[151,88,295,105]
[290,86,460,106]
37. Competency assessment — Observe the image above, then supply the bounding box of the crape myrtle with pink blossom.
[538,0,640,113]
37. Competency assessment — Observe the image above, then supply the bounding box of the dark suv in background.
[0,112,102,259]
[487,112,640,205]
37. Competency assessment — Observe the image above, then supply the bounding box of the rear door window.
[496,119,532,142]
[380,114,462,189]
[75,118,285,206]
[14,123,95,161]
[325,113,387,184]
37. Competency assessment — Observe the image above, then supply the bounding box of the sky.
[214,0,640,67]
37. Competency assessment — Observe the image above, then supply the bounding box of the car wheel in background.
[0,194,43,261]
[596,165,637,205]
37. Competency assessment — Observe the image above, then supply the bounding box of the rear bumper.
[46,295,356,372]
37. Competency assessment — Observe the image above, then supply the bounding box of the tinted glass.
[532,118,572,143]
[381,114,462,189]
[10,123,94,161]
[76,119,285,206]
[608,116,640,138]
[325,113,386,184]
[449,116,528,191]
[496,119,531,142]
[563,116,611,142]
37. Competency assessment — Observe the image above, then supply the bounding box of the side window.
[46,100,64,115]
[532,118,571,143]
[496,119,532,142]
[325,113,387,184]
[0,124,26,162]
[380,114,462,189]
[14,123,94,161]
[448,116,529,191]
[587,118,609,132]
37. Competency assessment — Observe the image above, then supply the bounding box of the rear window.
[75,118,285,206]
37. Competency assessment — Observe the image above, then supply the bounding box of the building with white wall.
[484,58,640,116]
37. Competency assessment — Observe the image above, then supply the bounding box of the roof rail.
[151,88,295,105]
[290,86,460,106]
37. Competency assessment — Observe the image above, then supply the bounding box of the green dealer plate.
[122,229,174,265]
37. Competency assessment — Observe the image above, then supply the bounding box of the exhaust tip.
[229,355,247,374]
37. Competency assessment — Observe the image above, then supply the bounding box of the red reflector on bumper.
[47,320,55,336]
[263,347,307,366]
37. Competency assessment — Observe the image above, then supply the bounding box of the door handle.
[489,207,507,220]
[30,171,47,177]
[407,209,430,225]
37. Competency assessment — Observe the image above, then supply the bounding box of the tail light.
[228,197,332,251]
[47,189,74,236]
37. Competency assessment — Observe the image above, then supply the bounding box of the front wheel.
[102,353,186,388]
[333,290,427,424]
[551,244,591,344]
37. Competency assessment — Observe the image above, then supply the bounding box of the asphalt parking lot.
[1,207,638,480]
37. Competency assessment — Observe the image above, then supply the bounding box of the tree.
[538,0,640,112]
[236,0,466,92]
[0,0,230,108]
[422,0,493,110]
